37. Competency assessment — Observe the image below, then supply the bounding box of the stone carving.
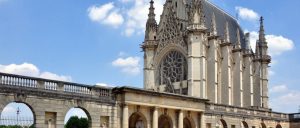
[158,51,187,92]
[156,2,187,55]
[14,93,27,102]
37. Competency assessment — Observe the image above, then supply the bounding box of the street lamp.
[16,107,20,126]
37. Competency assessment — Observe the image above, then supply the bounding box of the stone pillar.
[152,107,158,128]
[200,112,205,128]
[232,49,242,107]
[122,104,128,128]
[178,110,183,128]
[220,43,232,105]
[35,110,46,128]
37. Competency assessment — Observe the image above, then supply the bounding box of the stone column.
[152,107,158,128]
[122,104,128,128]
[200,112,205,128]
[178,110,183,128]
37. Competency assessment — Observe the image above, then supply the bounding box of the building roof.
[196,0,247,48]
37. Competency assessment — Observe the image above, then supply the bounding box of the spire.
[224,21,230,43]
[259,16,266,42]
[199,0,205,26]
[189,0,205,25]
[255,41,260,55]
[148,0,155,20]
[236,28,241,49]
[245,33,251,50]
[145,0,157,41]
[210,12,217,36]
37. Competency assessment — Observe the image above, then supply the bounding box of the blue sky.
[0,0,299,120]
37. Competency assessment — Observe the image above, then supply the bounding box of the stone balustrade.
[206,103,289,121]
[0,72,111,99]
[289,113,300,122]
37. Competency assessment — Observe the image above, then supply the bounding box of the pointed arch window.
[158,51,187,92]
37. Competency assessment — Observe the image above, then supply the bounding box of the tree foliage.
[65,116,89,128]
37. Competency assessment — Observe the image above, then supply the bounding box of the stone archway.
[183,117,195,128]
[276,124,282,128]
[158,115,173,128]
[219,119,227,128]
[129,112,147,128]
[0,102,36,127]
[64,107,92,128]
[261,123,267,128]
[241,121,249,128]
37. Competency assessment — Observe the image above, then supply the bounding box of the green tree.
[65,116,89,128]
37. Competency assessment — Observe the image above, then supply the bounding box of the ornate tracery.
[158,51,187,93]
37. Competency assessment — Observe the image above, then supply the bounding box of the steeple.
[148,0,155,20]
[224,21,230,43]
[189,0,205,27]
[210,12,217,36]
[145,0,157,41]
[259,16,266,43]
[244,33,251,50]
[235,28,241,49]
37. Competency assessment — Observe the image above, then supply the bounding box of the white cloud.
[272,91,300,113]
[88,3,114,22]
[269,70,275,76]
[88,2,124,28]
[2,105,15,113]
[102,10,124,28]
[0,63,72,81]
[40,72,72,82]
[270,85,300,113]
[95,83,115,87]
[270,85,288,93]
[88,0,164,36]
[0,63,40,76]
[266,35,294,55]
[235,6,259,21]
[124,28,135,37]
[248,31,294,56]
[112,56,141,75]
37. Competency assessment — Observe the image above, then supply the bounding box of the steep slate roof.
[189,0,247,48]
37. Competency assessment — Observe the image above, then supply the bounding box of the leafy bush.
[65,116,89,128]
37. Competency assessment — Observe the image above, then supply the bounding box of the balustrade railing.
[207,103,288,120]
[0,72,111,98]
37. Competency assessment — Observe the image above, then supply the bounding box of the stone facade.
[0,0,299,128]
[142,0,270,109]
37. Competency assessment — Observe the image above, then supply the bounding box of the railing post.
[37,80,45,89]
[57,82,64,92]
[0,74,2,84]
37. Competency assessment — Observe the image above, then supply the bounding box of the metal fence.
[0,116,33,127]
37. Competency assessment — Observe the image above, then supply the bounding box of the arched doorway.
[129,112,147,128]
[64,107,91,128]
[158,115,172,128]
[261,123,267,128]
[218,119,227,128]
[241,121,249,128]
[276,124,282,128]
[0,102,35,127]
[183,117,195,128]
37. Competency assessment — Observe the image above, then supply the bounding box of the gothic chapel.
[142,0,269,108]
[2,0,300,128]
[114,0,296,128]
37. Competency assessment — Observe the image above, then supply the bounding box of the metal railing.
[0,116,33,127]
[289,113,300,122]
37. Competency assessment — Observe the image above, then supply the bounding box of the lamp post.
[16,107,20,126]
